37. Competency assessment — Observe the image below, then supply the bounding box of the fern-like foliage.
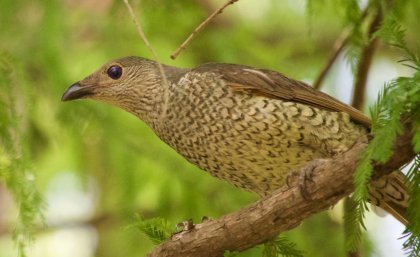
[347,16,420,255]
[129,214,174,245]
[374,17,420,72]
[344,196,366,251]
[0,51,44,257]
[262,237,304,257]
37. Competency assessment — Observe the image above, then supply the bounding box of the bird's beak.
[61,82,94,101]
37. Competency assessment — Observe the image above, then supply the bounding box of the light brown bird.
[62,56,409,225]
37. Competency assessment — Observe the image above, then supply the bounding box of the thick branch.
[146,125,415,257]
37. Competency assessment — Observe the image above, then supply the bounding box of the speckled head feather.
[62,56,188,124]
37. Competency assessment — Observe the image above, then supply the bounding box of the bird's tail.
[368,170,409,225]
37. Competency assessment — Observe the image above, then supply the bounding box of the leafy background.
[0,0,419,257]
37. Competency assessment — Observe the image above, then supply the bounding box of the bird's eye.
[107,65,123,80]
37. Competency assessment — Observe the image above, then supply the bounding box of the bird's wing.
[194,63,371,127]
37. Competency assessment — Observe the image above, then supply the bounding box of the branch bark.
[146,123,415,257]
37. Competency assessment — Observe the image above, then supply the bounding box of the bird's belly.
[161,120,325,195]
[198,140,322,195]
[158,107,330,195]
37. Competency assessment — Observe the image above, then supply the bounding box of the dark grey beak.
[61,82,93,101]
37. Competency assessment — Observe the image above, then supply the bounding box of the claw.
[286,171,299,188]
[176,218,195,232]
[201,216,213,223]
[298,166,314,200]
[287,159,326,200]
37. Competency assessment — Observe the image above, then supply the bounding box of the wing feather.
[194,63,371,127]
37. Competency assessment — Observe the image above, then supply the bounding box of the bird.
[62,56,409,225]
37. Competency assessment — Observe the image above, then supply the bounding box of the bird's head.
[62,56,164,117]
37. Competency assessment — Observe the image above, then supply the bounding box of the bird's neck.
[120,64,190,133]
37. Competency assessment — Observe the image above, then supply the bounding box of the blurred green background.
[0,0,419,257]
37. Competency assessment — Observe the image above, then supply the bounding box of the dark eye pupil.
[107,65,122,80]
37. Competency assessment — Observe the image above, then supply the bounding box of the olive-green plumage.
[62,56,409,225]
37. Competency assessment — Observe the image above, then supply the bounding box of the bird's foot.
[286,159,326,200]
[201,216,213,223]
[170,219,195,239]
[174,215,213,233]
[176,218,195,232]
[298,163,316,200]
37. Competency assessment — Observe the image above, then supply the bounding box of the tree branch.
[146,123,415,257]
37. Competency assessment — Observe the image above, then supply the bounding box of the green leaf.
[262,236,304,257]
[128,214,174,245]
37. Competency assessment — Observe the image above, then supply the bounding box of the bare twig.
[170,0,239,60]
[313,29,350,90]
[313,8,369,90]
[123,0,170,121]
[146,122,415,257]
[351,9,382,110]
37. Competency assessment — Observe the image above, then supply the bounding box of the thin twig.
[313,29,350,90]
[170,0,239,60]
[123,0,170,121]
[351,9,382,110]
[313,8,369,90]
